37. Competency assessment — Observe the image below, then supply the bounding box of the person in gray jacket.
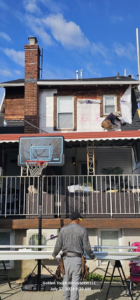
[49,211,95,300]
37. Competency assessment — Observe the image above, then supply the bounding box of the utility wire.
[21,119,48,133]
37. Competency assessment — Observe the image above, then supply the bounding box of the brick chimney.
[24,37,40,133]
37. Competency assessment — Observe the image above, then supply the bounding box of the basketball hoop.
[26,161,48,176]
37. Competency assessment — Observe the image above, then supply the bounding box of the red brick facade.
[24,44,40,133]
[3,86,24,119]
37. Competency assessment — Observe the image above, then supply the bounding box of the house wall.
[132,143,140,175]
[0,228,138,279]
[4,87,24,120]
[96,148,132,174]
[1,146,133,177]
[5,149,20,176]
[64,147,132,175]
[39,89,57,133]
[39,86,127,133]
[133,163,140,174]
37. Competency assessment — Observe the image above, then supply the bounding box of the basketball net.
[26,161,48,176]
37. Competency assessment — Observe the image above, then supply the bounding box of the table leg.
[100,261,110,290]
[105,262,116,300]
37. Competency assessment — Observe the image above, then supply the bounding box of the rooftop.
[0,76,138,87]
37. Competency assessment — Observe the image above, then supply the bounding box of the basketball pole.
[38,173,42,291]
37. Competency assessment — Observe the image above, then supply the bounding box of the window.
[98,229,121,265]
[57,96,74,129]
[0,230,14,268]
[103,96,117,115]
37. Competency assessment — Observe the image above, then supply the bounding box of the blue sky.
[0,0,139,102]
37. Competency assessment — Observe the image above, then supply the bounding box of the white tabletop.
[0,250,140,261]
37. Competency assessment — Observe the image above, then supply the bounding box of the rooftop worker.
[49,211,95,300]
[101,112,124,131]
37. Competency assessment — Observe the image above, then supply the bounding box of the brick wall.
[3,43,40,134]
[24,44,40,133]
[4,87,24,119]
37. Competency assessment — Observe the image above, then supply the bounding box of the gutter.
[0,83,25,87]
[0,81,139,88]
[37,80,140,86]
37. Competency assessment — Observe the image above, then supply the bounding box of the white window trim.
[57,96,74,130]
[98,229,122,266]
[103,95,117,116]
[0,230,14,269]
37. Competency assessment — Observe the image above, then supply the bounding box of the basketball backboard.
[18,136,64,166]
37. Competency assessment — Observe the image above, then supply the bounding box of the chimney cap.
[28,37,38,45]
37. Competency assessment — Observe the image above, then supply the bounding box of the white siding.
[64,147,132,175]
[96,148,132,174]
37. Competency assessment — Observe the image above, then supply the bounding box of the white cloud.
[3,48,24,67]
[14,70,22,76]
[0,69,12,77]
[40,0,67,13]
[114,42,136,60]
[43,64,75,79]
[110,15,123,23]
[0,0,8,9]
[23,0,41,14]
[0,32,11,42]
[85,63,101,78]
[25,14,53,46]
[43,14,90,48]
[0,68,22,78]
[91,42,108,58]
[104,60,113,66]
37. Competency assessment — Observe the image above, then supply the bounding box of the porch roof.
[0,131,140,143]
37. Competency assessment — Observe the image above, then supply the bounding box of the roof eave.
[37,80,139,86]
[0,80,138,87]
[0,83,25,87]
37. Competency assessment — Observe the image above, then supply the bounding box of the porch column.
[87,141,95,175]
[2,147,4,175]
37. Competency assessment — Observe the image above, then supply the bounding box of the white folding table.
[0,245,139,299]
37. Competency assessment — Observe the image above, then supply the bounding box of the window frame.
[98,229,122,266]
[57,95,74,130]
[0,230,14,269]
[103,95,117,116]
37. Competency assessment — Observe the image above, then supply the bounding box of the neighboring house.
[0,37,140,278]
